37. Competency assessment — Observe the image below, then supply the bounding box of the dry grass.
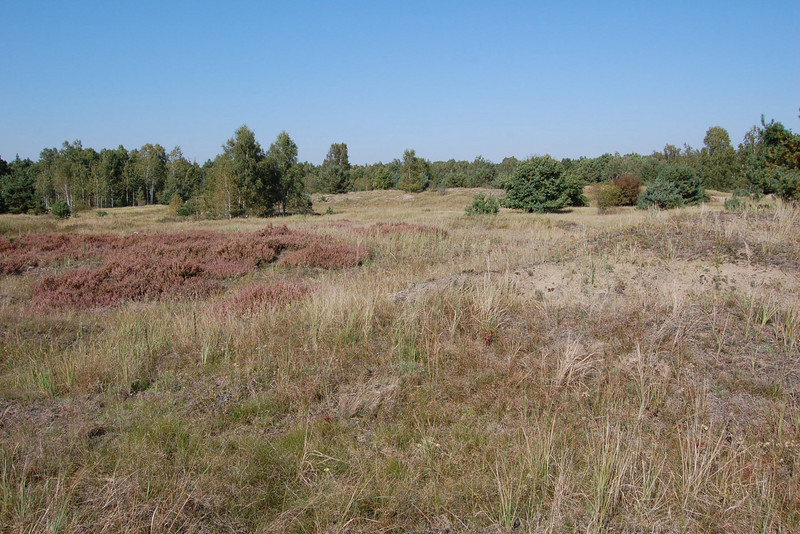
[1,191,799,532]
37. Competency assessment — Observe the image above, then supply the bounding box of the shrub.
[464,193,499,215]
[724,194,745,212]
[723,189,759,212]
[612,174,642,205]
[593,183,622,213]
[656,164,708,205]
[95,210,108,217]
[636,177,684,210]
[51,200,71,219]
[176,200,194,217]
[501,156,570,213]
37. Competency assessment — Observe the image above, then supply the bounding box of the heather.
[2,225,362,309]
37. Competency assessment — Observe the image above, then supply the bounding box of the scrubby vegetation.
[50,199,70,219]
[636,176,686,210]
[465,193,500,215]
[1,189,799,532]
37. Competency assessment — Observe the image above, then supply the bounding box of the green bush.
[501,156,570,213]
[656,164,708,205]
[176,200,194,217]
[724,193,745,212]
[95,210,108,217]
[465,193,499,215]
[593,183,622,212]
[51,200,71,219]
[636,178,684,210]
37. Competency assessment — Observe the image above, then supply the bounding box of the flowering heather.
[277,243,368,269]
[15,225,365,309]
[0,233,135,274]
[33,262,219,309]
[216,281,313,316]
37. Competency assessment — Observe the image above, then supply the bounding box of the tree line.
[0,116,798,218]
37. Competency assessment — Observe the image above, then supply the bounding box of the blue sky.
[1,1,798,165]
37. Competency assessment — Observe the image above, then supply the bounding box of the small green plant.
[325,206,334,215]
[465,193,499,215]
[724,192,746,212]
[95,210,107,217]
[51,200,71,219]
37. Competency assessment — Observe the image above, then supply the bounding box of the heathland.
[1,189,799,532]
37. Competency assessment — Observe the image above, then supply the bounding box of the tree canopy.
[1,113,798,217]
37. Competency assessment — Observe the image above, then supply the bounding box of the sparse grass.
[0,189,799,532]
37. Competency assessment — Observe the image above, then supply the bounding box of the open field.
[1,188,799,533]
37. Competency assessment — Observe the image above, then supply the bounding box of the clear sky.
[1,1,798,165]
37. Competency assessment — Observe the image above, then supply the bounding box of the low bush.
[612,174,642,205]
[464,193,499,215]
[593,183,622,213]
[176,201,194,217]
[636,177,685,210]
[657,164,708,205]
[723,190,758,212]
[51,200,70,219]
